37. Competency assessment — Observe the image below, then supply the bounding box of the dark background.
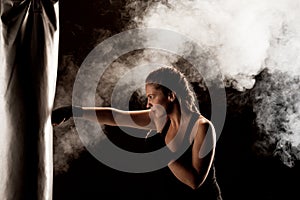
[52,1,300,199]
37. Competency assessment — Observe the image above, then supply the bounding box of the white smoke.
[53,120,84,174]
[53,26,115,173]
[125,0,300,167]
[53,0,300,171]
[128,0,300,90]
[52,55,83,174]
[252,70,300,167]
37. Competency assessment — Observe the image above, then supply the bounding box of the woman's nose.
[146,100,152,108]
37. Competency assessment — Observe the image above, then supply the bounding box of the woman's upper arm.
[127,110,156,129]
[191,120,216,182]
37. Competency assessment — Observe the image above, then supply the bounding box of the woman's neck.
[168,103,190,129]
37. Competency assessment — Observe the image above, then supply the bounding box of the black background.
[53,1,300,199]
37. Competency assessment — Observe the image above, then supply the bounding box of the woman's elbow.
[189,176,206,190]
[189,183,198,190]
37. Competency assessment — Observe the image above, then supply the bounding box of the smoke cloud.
[127,0,300,88]
[53,120,84,175]
[124,0,300,167]
[52,55,82,174]
[53,0,300,172]
[251,70,300,167]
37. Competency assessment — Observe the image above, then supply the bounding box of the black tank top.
[146,112,223,200]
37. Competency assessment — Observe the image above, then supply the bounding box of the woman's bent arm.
[167,120,215,189]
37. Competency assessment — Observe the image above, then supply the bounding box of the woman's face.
[145,83,170,110]
[145,83,171,132]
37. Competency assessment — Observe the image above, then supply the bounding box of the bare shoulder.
[195,115,211,133]
[195,115,216,142]
[191,114,216,154]
[189,114,210,142]
[197,114,210,125]
[194,114,217,138]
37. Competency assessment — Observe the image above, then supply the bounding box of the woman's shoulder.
[193,113,211,128]
[193,114,215,137]
[198,114,210,124]
[187,113,210,141]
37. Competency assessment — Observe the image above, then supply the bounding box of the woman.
[52,66,223,199]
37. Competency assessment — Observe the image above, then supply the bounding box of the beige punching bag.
[0,0,59,199]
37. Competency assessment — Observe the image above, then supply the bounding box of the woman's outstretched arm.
[82,107,154,129]
[51,105,157,130]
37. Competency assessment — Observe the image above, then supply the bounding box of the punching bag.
[0,0,59,199]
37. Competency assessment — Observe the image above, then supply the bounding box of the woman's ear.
[168,92,176,102]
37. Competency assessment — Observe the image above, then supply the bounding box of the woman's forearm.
[168,160,203,190]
